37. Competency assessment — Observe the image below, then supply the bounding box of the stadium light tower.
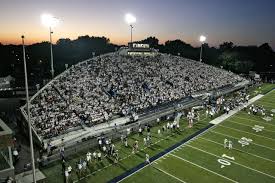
[125,13,136,43]
[199,35,206,62]
[41,14,59,78]
[21,35,36,183]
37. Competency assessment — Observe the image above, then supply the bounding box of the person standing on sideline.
[146,154,150,164]
[62,159,66,173]
[64,169,69,183]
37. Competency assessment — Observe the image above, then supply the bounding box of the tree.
[218,51,254,73]
[56,38,71,46]
[259,43,273,52]
[219,42,234,51]
[162,39,197,59]
[1,35,275,86]
[137,36,159,48]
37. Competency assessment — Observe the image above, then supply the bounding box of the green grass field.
[42,109,215,183]
[41,83,275,183]
[248,83,275,96]
[122,88,275,183]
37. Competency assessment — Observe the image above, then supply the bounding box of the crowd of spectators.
[27,87,80,138]
[25,53,245,139]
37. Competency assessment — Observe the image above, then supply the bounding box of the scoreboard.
[128,43,156,56]
[128,43,150,50]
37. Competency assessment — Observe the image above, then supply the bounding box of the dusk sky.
[0,0,275,49]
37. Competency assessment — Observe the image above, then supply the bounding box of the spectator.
[25,53,245,139]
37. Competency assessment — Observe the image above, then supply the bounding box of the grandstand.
[20,48,247,150]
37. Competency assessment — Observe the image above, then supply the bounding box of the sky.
[0,0,275,49]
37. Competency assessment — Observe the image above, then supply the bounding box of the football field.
[121,89,275,183]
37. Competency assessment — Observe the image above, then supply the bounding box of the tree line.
[0,35,274,86]
[138,36,274,74]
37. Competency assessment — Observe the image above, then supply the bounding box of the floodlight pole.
[130,25,133,43]
[49,27,54,78]
[22,35,36,183]
[199,43,203,62]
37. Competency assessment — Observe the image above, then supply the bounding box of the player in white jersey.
[224,139,228,148]
[228,140,233,149]
[143,137,147,146]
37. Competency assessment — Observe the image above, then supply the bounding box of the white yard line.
[218,125,275,142]
[116,122,217,183]
[76,94,269,183]
[185,144,275,179]
[170,154,238,183]
[163,93,274,182]
[234,116,275,127]
[256,100,275,106]
[256,103,275,109]
[73,130,176,183]
[198,136,275,163]
[226,120,275,133]
[153,165,187,183]
[209,94,264,125]
[210,131,275,151]
[113,130,190,183]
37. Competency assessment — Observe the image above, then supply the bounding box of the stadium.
[1,1,275,183]
[20,45,245,144]
[17,44,275,183]
[5,44,275,183]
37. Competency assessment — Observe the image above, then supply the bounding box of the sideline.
[209,94,264,125]
[109,124,213,183]
[108,94,267,183]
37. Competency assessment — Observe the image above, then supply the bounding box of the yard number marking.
[252,125,264,133]
[238,137,253,147]
[218,154,235,168]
